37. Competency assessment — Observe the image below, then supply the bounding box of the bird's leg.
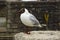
[24,27,31,34]
[25,31,30,34]
[27,27,31,34]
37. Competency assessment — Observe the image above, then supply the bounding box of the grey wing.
[29,14,40,25]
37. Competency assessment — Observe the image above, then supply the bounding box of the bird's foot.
[42,24,47,26]
[27,32,30,34]
[24,32,30,35]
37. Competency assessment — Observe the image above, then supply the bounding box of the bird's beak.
[18,8,24,13]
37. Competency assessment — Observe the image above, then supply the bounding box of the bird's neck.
[25,11,29,13]
[24,10,30,14]
[25,9,29,13]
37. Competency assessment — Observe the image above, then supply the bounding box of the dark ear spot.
[20,9,24,13]
[29,10,32,13]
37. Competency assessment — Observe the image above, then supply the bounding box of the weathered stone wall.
[14,31,60,40]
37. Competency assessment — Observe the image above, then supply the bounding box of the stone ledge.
[14,31,60,40]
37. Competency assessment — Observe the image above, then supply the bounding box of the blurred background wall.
[0,0,60,40]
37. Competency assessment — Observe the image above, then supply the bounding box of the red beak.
[18,8,24,13]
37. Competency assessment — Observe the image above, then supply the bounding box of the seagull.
[18,8,46,34]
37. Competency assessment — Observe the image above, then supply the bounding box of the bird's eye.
[23,9,25,12]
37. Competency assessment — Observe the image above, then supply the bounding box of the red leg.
[24,27,31,34]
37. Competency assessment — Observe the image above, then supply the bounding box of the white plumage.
[20,8,42,27]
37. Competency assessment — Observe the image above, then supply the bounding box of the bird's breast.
[20,14,34,27]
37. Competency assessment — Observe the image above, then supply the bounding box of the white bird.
[20,8,42,27]
[18,8,46,34]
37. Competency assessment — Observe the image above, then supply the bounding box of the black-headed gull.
[20,8,42,27]
[18,8,46,34]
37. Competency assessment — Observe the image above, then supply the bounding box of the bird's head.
[18,8,25,13]
[18,8,30,14]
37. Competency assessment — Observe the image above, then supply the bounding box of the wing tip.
[38,24,42,27]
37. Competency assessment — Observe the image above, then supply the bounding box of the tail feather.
[38,24,47,27]
[38,24,42,27]
[41,24,47,26]
[37,24,47,27]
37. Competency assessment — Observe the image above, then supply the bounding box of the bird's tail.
[38,24,42,27]
[41,24,47,26]
[38,24,47,27]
